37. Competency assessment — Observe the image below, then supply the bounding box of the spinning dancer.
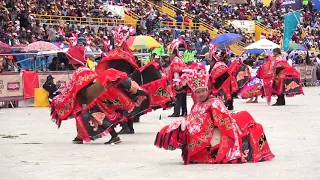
[207,44,238,110]
[50,46,149,144]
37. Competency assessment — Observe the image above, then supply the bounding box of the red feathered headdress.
[112,25,135,47]
[169,38,187,56]
[65,46,86,66]
[208,43,219,61]
[175,63,209,92]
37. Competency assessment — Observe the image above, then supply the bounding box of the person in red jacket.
[167,42,188,117]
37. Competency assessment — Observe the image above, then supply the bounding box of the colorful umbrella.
[22,41,59,52]
[0,41,11,52]
[211,33,243,49]
[11,44,26,50]
[126,36,160,50]
[289,43,306,51]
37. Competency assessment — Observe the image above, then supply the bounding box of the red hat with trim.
[65,46,86,66]
[179,63,209,92]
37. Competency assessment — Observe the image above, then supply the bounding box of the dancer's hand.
[82,104,87,111]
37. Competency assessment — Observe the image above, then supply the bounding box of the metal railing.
[255,21,273,33]
[29,14,247,55]
[160,0,245,55]
[30,14,136,26]
[125,10,140,20]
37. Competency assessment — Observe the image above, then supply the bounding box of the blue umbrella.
[289,43,306,51]
[211,33,243,49]
[247,49,264,54]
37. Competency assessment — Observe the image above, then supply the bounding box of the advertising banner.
[38,72,71,89]
[296,65,313,80]
[231,20,255,33]
[282,0,302,10]
[0,73,23,100]
[103,5,125,18]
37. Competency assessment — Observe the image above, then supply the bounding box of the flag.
[283,11,301,51]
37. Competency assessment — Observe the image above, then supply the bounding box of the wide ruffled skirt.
[154,111,275,164]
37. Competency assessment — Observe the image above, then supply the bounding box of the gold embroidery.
[187,122,214,151]
[103,97,121,106]
[101,90,134,113]
[192,78,201,88]
[147,78,174,105]
[106,49,135,65]
[258,133,267,150]
[156,87,168,97]
[214,113,232,130]
[57,97,75,116]
[76,73,97,86]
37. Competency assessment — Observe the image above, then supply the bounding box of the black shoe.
[272,103,285,106]
[180,112,187,117]
[72,137,83,144]
[133,117,140,123]
[104,136,121,144]
[168,114,179,117]
[228,106,234,111]
[118,127,135,134]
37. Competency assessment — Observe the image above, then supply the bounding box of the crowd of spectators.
[0,0,320,55]
[167,0,320,49]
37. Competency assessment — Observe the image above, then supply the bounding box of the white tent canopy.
[245,39,280,50]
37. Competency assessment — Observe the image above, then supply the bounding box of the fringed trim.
[285,92,303,97]
[261,153,275,162]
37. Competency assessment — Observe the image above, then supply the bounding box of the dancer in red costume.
[51,46,149,144]
[167,38,188,117]
[50,46,99,144]
[257,48,303,106]
[228,58,252,91]
[207,44,238,110]
[155,63,275,164]
[96,25,175,133]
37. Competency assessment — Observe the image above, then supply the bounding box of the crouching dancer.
[155,63,275,164]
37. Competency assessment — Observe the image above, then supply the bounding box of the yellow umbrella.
[126,35,160,50]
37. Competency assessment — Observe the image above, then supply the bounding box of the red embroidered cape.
[257,56,303,104]
[51,67,97,127]
[95,48,139,75]
[139,61,175,109]
[228,59,252,89]
[210,62,238,100]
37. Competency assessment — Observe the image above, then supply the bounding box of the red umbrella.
[22,41,59,52]
[11,44,26,50]
[0,41,11,52]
